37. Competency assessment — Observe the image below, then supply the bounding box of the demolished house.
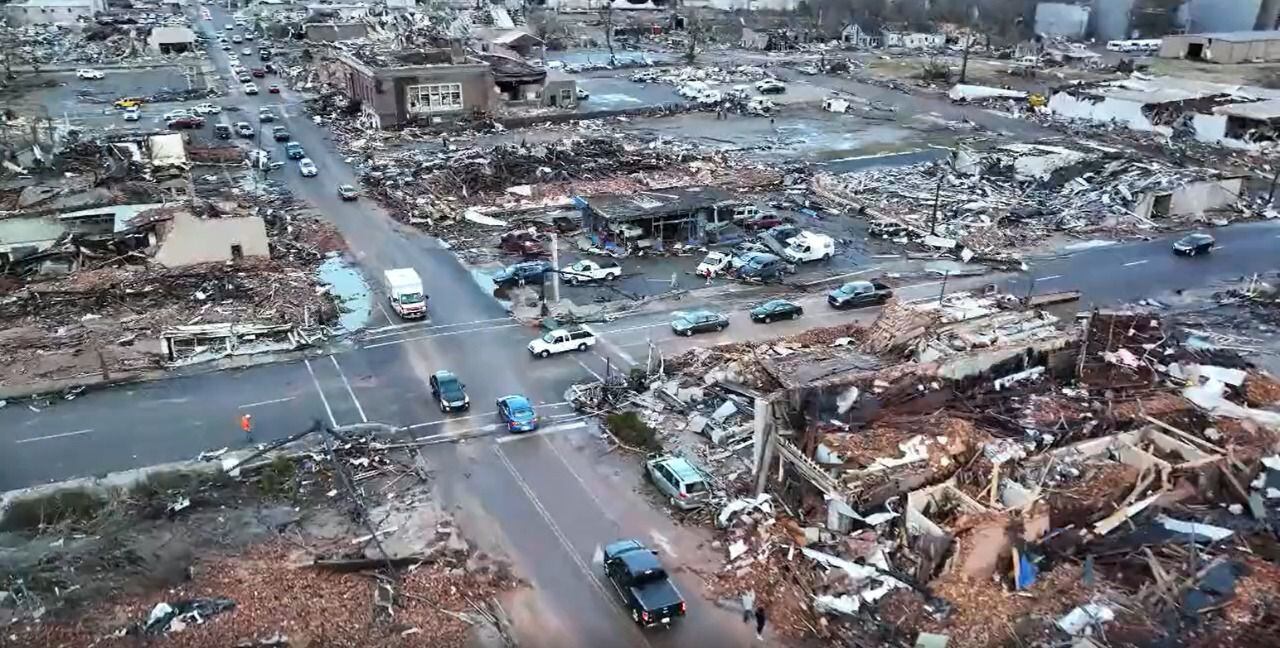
[574,186,746,250]
[1049,76,1280,148]
[809,139,1247,261]
[587,292,1280,646]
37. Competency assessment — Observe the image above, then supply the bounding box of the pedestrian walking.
[755,606,767,640]
[741,592,755,623]
[240,413,253,442]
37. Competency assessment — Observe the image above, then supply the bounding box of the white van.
[782,232,835,263]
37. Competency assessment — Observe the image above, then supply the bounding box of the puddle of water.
[317,253,372,333]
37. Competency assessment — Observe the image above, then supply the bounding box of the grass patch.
[0,489,107,532]
[604,411,662,452]
[256,455,298,497]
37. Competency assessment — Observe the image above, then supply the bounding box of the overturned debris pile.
[811,140,1245,258]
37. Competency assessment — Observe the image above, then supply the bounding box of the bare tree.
[683,11,705,64]
[599,1,616,66]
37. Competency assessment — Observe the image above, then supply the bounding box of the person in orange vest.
[240,413,253,442]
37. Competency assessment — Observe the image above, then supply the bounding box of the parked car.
[602,539,686,628]
[220,43,232,51]
[563,259,622,284]
[765,224,801,244]
[76,68,105,80]
[122,107,141,122]
[237,72,252,83]
[730,250,775,271]
[499,231,546,257]
[337,184,358,200]
[740,213,786,231]
[258,108,276,122]
[492,260,551,287]
[250,67,265,77]
[750,299,803,323]
[576,87,590,100]
[827,280,893,309]
[113,97,143,109]
[214,123,232,139]
[736,252,791,281]
[755,78,786,94]
[268,83,281,94]
[231,34,242,43]
[272,126,290,142]
[644,455,710,509]
[234,122,254,137]
[695,251,731,277]
[496,395,538,433]
[298,158,318,177]
[670,310,729,336]
[528,325,597,358]
[428,370,469,412]
[1172,233,1215,256]
[242,83,258,95]
[167,115,205,129]
[284,141,305,159]
[241,47,252,56]
[192,103,221,115]
[162,108,192,121]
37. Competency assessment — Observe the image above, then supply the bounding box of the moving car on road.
[528,325,596,358]
[167,115,205,129]
[337,184,358,200]
[284,141,305,159]
[429,370,469,413]
[113,97,143,109]
[670,310,729,336]
[122,107,140,121]
[214,123,231,139]
[250,67,265,77]
[242,82,259,95]
[602,539,686,628]
[272,126,290,141]
[163,108,192,121]
[258,108,276,122]
[234,122,254,137]
[576,87,590,100]
[496,395,538,433]
[76,68,104,80]
[298,158,318,177]
[750,299,803,323]
[827,280,893,309]
[192,103,221,115]
[1173,233,1215,256]
[268,83,281,94]
[755,78,786,94]
[241,47,252,56]
[237,72,252,83]
[644,455,710,509]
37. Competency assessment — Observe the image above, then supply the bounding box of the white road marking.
[361,323,522,349]
[329,355,367,423]
[238,396,295,409]
[303,358,338,428]
[1122,260,1149,267]
[1036,274,1063,281]
[540,427,618,525]
[799,266,882,287]
[15,429,93,444]
[575,359,604,381]
[363,316,513,339]
[495,420,588,444]
[598,322,666,336]
[492,443,629,627]
[373,299,394,325]
[649,531,678,559]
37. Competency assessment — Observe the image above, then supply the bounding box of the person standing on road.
[240,413,253,442]
[755,606,767,641]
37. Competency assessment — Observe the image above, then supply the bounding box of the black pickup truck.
[602,539,686,628]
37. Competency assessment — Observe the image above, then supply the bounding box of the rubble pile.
[4,426,515,648]
[1,23,195,67]
[810,140,1243,257]
[613,298,1280,645]
[628,64,770,87]
[359,135,779,232]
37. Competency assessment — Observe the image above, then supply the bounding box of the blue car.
[496,394,538,433]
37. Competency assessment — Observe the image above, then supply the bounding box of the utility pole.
[550,230,560,304]
[929,173,942,235]
[1268,168,1279,205]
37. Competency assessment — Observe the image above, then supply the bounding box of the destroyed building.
[4,0,105,26]
[575,186,745,249]
[1049,76,1280,147]
[327,45,496,129]
[1159,29,1280,63]
[146,26,197,54]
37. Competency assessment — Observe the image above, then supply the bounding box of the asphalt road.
[6,11,1279,643]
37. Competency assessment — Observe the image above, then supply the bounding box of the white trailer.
[383,268,427,319]
[782,232,835,263]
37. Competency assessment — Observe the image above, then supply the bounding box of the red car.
[167,116,205,129]
[251,67,265,77]
[268,84,281,94]
[741,214,786,230]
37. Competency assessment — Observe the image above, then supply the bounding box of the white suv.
[77,68,104,80]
